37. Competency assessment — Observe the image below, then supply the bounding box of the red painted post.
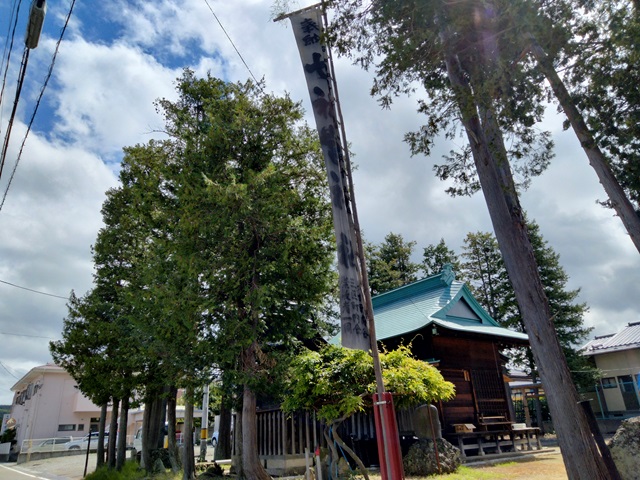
[372,392,405,479]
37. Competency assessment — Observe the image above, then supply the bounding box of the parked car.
[27,436,72,452]
[66,432,109,451]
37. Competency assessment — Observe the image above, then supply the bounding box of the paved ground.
[1,453,93,480]
[1,448,220,480]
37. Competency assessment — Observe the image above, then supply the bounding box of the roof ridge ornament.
[441,263,455,286]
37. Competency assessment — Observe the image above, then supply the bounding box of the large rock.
[609,416,640,480]
[403,438,461,476]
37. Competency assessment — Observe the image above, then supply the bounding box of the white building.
[582,322,640,415]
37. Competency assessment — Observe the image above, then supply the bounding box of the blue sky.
[0,0,639,405]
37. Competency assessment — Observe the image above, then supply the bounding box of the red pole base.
[372,392,405,480]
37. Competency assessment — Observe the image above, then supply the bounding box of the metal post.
[594,384,605,419]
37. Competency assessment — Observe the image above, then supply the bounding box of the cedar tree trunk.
[116,395,129,470]
[442,40,610,479]
[182,390,196,480]
[167,385,180,472]
[215,394,233,461]
[107,398,119,469]
[96,403,108,468]
[240,343,271,480]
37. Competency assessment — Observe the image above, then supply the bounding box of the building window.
[618,375,635,392]
[77,424,84,431]
[601,377,617,389]
[90,417,100,423]
[58,424,76,431]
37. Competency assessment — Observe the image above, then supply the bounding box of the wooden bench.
[452,429,515,457]
[509,425,542,451]
[451,423,542,458]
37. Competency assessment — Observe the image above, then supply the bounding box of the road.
[0,453,89,480]
[0,463,62,479]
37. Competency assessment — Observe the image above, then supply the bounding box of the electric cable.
[0,359,19,379]
[0,46,29,182]
[0,0,23,111]
[0,331,56,339]
[0,279,70,300]
[0,0,76,213]
[201,0,265,94]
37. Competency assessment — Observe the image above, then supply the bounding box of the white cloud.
[42,38,179,161]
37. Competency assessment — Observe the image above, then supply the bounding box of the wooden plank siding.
[382,331,513,434]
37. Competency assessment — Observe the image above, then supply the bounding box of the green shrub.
[84,461,145,480]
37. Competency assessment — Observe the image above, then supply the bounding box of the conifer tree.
[461,222,597,389]
[421,238,462,278]
[364,232,419,295]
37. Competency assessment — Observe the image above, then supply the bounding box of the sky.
[0,0,638,405]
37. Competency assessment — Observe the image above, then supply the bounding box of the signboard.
[289,6,369,351]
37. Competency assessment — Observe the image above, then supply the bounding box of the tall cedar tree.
[572,1,640,208]
[328,0,610,476]
[153,72,336,480]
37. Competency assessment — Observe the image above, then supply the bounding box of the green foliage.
[461,232,513,324]
[0,427,16,444]
[380,345,455,409]
[365,232,419,295]
[52,71,338,475]
[461,220,597,389]
[327,0,555,197]
[162,72,337,396]
[421,238,462,279]
[283,344,454,423]
[569,0,640,211]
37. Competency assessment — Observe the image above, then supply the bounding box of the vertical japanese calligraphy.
[289,8,369,351]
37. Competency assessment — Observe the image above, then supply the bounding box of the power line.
[0,0,77,212]
[0,331,56,339]
[0,359,19,379]
[0,279,70,300]
[201,0,265,94]
[0,0,23,113]
[0,45,29,181]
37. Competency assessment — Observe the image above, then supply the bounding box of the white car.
[26,437,71,453]
[66,432,109,451]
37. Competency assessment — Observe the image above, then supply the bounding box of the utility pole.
[199,383,210,462]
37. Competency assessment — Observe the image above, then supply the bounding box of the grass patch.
[84,461,182,480]
[367,462,524,480]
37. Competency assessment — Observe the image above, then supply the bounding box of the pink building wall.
[9,364,111,446]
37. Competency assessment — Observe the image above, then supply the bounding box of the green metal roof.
[331,266,529,345]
